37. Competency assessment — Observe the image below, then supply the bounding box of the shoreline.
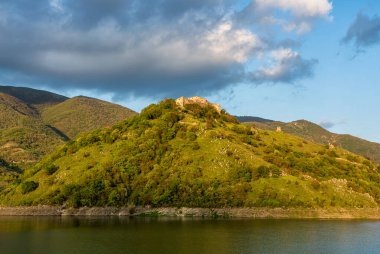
[1,206,380,219]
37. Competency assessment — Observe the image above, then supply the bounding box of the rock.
[175,96,221,113]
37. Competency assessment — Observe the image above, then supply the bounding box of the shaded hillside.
[240,118,380,163]
[42,96,137,139]
[0,158,21,190]
[2,99,379,209]
[0,85,67,106]
[0,87,136,169]
[0,93,66,169]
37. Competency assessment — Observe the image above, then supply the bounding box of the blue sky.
[0,0,379,142]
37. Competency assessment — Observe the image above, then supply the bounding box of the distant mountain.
[238,117,380,163]
[236,116,274,123]
[2,98,379,209]
[0,86,136,168]
[0,85,68,106]
[42,96,137,139]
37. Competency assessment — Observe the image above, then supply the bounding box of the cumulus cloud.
[342,13,380,49]
[250,48,318,83]
[255,0,332,18]
[0,0,332,97]
[238,0,332,33]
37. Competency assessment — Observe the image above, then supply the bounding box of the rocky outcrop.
[176,96,221,113]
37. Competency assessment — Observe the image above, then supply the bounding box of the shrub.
[21,181,39,194]
[256,165,270,178]
[187,131,197,141]
[311,180,320,190]
[141,104,163,120]
[45,164,59,175]
[191,142,200,150]
[270,165,281,178]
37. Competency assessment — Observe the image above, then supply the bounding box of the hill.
[0,86,136,169]
[239,118,380,163]
[42,96,137,139]
[0,93,66,169]
[2,98,379,209]
[0,85,68,108]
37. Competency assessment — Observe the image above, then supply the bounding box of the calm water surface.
[0,217,380,254]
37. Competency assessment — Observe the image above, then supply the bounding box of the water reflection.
[0,217,380,254]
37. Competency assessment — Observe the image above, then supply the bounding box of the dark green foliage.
[257,166,270,178]
[231,164,253,182]
[0,158,21,173]
[45,164,59,175]
[21,181,39,194]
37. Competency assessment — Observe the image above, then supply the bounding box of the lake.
[0,217,379,254]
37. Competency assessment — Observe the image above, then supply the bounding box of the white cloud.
[32,18,266,79]
[255,0,332,18]
[0,0,330,97]
[49,0,64,13]
[251,48,317,82]
[202,22,264,63]
[247,0,333,33]
[260,48,299,78]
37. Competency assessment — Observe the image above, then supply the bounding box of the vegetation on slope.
[0,93,66,169]
[2,99,379,209]
[0,87,136,169]
[241,118,380,163]
[0,158,20,191]
[42,96,137,139]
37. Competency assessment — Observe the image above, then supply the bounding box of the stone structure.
[175,96,221,113]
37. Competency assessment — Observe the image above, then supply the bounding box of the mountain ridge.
[0,85,68,107]
[238,116,380,163]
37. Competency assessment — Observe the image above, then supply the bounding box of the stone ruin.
[175,96,222,113]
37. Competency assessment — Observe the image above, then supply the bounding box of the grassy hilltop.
[2,99,379,209]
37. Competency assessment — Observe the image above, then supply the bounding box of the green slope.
[42,96,137,139]
[241,118,380,163]
[2,99,379,209]
[0,93,66,169]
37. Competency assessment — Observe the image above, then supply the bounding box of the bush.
[21,181,39,194]
[311,180,320,190]
[256,165,270,178]
[187,131,197,141]
[45,164,59,175]
[270,165,281,178]
[191,142,200,150]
